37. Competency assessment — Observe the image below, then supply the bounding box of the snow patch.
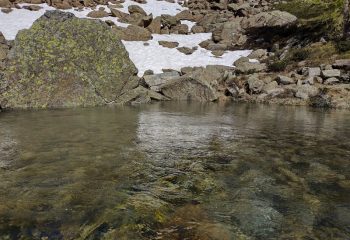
[123,34,251,76]
[117,0,186,17]
[181,20,196,30]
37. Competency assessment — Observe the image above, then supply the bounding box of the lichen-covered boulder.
[0,10,138,109]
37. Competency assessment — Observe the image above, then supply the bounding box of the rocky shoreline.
[0,0,350,109]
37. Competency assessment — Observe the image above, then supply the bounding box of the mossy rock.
[0,11,138,109]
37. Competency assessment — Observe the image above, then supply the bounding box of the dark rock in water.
[0,10,138,109]
[230,199,282,238]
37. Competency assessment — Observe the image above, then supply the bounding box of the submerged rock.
[0,11,138,109]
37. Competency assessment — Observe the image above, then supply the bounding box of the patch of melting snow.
[123,33,251,76]
[117,0,186,17]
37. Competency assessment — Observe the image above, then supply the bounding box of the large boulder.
[160,76,218,102]
[241,10,297,30]
[0,11,138,109]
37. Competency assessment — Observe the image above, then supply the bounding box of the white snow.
[181,20,196,30]
[117,0,185,17]
[123,33,251,76]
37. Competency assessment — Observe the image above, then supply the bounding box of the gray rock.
[241,10,297,29]
[277,75,295,85]
[302,67,321,77]
[324,77,340,85]
[1,11,138,109]
[160,76,218,102]
[322,69,341,78]
[177,46,196,55]
[262,81,278,94]
[158,41,179,48]
[128,5,147,16]
[247,75,265,93]
[248,49,267,60]
[302,77,315,85]
[235,61,267,74]
[230,200,282,238]
[112,25,152,41]
[333,59,350,70]
[295,85,319,100]
[143,71,180,91]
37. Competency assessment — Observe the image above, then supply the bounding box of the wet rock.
[230,199,282,238]
[126,193,171,224]
[116,86,169,104]
[306,163,342,184]
[0,137,18,168]
[0,11,138,109]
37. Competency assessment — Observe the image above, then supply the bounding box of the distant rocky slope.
[0,0,350,109]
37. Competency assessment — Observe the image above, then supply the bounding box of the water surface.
[0,102,349,239]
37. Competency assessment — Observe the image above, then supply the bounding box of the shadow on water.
[0,102,349,239]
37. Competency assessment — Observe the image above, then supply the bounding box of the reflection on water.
[0,102,349,239]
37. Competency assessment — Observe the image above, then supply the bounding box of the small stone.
[1,8,12,13]
[177,46,196,55]
[295,85,319,100]
[324,77,340,85]
[247,75,265,94]
[158,41,179,48]
[87,10,109,18]
[302,67,320,77]
[128,4,146,16]
[302,77,314,85]
[277,75,295,85]
[322,69,341,78]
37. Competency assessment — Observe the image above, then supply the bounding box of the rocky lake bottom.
[0,102,349,240]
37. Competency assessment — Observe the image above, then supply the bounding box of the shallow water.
[0,102,349,240]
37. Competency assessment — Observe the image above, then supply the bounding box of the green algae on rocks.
[0,10,138,109]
